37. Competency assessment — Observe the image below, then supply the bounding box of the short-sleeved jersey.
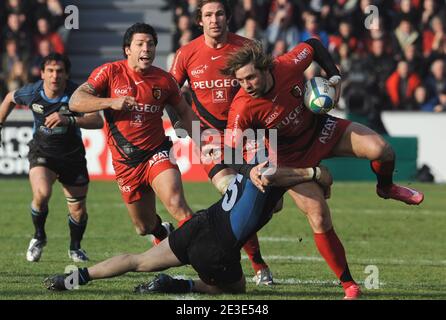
[226,43,317,163]
[170,33,250,130]
[13,80,85,159]
[87,60,181,167]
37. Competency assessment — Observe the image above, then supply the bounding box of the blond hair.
[220,40,273,78]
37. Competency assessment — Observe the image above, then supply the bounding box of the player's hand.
[328,75,341,105]
[316,165,333,199]
[200,143,222,164]
[45,112,68,128]
[111,96,138,111]
[251,161,268,193]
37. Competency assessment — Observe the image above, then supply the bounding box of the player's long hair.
[220,40,273,77]
[122,23,158,58]
[195,0,232,25]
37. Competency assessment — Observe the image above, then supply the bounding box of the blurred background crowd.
[1,0,446,132]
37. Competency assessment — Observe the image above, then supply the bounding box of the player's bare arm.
[44,111,103,129]
[0,91,17,125]
[249,161,332,192]
[305,38,342,103]
[70,82,137,113]
[0,91,17,145]
[171,96,200,140]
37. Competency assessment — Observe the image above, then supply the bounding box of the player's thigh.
[29,166,57,200]
[331,122,389,159]
[125,188,157,228]
[151,168,188,208]
[287,181,332,231]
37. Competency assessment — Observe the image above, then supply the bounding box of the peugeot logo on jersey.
[32,103,44,114]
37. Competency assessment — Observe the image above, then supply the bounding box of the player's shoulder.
[227,33,251,47]
[231,90,252,111]
[93,59,126,75]
[14,80,43,98]
[177,35,205,54]
[275,42,313,65]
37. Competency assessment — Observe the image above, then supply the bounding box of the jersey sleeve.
[165,73,182,106]
[87,63,112,96]
[13,82,40,106]
[169,48,188,87]
[275,42,314,74]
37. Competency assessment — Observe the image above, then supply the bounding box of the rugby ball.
[303,77,336,114]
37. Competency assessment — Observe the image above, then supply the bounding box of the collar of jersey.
[39,90,68,103]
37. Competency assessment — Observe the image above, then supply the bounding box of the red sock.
[243,234,268,273]
[177,215,192,228]
[314,228,355,289]
[371,160,394,187]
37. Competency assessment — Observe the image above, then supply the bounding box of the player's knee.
[166,192,188,213]
[69,209,87,223]
[214,174,236,194]
[33,189,51,206]
[369,136,394,161]
[135,224,151,236]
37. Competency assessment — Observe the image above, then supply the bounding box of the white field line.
[241,254,446,267]
[331,208,441,215]
[170,274,386,287]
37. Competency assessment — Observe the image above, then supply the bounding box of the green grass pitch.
[1,179,445,300]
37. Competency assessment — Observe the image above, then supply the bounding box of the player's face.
[41,61,68,94]
[126,33,156,72]
[199,2,228,40]
[235,63,268,98]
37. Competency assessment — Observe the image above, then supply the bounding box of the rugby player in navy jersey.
[44,163,332,294]
[0,53,103,263]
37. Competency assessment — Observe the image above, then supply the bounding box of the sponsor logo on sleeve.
[292,48,311,64]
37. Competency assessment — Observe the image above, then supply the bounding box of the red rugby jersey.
[170,33,250,130]
[226,43,317,160]
[87,60,181,166]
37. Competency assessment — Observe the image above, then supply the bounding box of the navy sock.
[31,207,48,240]
[68,214,88,250]
[151,214,168,240]
[77,267,91,285]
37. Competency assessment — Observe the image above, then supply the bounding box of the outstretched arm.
[44,111,104,130]
[0,91,17,124]
[249,162,333,193]
[0,91,17,145]
[69,82,137,113]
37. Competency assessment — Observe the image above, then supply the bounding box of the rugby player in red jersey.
[222,40,424,299]
[169,0,273,285]
[69,23,196,245]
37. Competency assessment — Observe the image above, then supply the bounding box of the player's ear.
[125,46,131,57]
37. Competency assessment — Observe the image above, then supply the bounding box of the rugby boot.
[377,184,424,205]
